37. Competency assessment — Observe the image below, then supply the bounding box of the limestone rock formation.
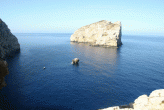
[0,58,9,89]
[133,89,164,110]
[0,18,20,59]
[99,89,164,110]
[70,20,122,47]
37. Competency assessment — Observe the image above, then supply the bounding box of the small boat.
[43,67,46,69]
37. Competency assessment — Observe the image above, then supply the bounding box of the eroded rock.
[70,20,122,47]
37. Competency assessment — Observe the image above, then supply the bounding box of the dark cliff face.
[0,19,20,89]
[0,18,20,59]
[0,58,9,89]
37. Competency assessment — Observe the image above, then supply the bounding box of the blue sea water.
[0,33,164,110]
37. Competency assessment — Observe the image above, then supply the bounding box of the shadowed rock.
[0,58,9,89]
[0,18,20,89]
[0,18,20,59]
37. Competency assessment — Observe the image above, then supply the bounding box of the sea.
[0,33,164,110]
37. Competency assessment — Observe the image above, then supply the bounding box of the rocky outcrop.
[0,19,20,89]
[133,89,164,110]
[99,89,164,110]
[0,58,9,89]
[0,18,20,59]
[70,20,122,47]
[71,58,79,64]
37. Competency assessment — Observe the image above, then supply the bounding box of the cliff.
[99,89,164,110]
[0,19,20,89]
[0,18,20,59]
[0,58,9,89]
[70,20,122,47]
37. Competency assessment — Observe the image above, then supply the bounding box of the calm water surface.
[0,33,164,110]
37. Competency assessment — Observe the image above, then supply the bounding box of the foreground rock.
[71,58,79,64]
[70,20,122,47]
[99,89,164,110]
[0,18,20,59]
[0,58,9,89]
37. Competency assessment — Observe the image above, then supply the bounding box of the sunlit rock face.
[0,58,9,89]
[0,18,20,59]
[70,20,122,47]
[133,89,164,110]
[99,89,164,110]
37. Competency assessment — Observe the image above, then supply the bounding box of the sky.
[0,0,164,35]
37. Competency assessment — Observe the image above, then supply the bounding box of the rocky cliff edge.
[0,18,20,59]
[99,89,164,110]
[0,18,20,89]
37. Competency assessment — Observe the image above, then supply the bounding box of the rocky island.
[70,20,122,47]
[0,18,20,89]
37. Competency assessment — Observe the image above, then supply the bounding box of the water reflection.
[70,42,121,77]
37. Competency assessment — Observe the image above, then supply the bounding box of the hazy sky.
[1,0,164,34]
